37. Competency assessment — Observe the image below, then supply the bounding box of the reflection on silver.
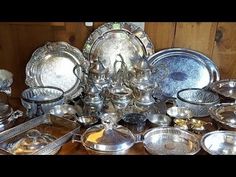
[167,106,193,119]
[83,22,154,76]
[143,127,201,155]
[25,42,87,99]
[148,48,220,98]
[0,69,13,95]
[210,79,236,100]
[209,103,236,130]
[201,130,236,155]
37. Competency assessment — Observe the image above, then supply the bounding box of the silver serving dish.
[147,114,171,127]
[142,127,201,155]
[148,48,220,98]
[0,69,13,95]
[83,22,154,76]
[210,79,236,100]
[25,42,88,99]
[176,88,220,117]
[21,86,64,118]
[0,114,80,155]
[209,103,236,130]
[72,113,136,155]
[201,130,236,155]
[167,106,193,119]
[49,104,82,121]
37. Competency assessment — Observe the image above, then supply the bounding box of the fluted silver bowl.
[21,86,64,118]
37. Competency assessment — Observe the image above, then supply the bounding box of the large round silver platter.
[210,79,236,100]
[201,130,236,155]
[143,127,201,155]
[148,48,220,98]
[25,42,87,99]
[83,22,154,75]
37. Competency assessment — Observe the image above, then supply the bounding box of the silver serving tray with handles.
[83,22,154,76]
[25,42,88,99]
[0,114,80,155]
[148,48,220,98]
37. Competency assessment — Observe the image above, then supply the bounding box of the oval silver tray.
[25,42,87,99]
[148,48,220,98]
[83,22,154,76]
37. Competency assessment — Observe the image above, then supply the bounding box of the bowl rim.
[200,130,236,155]
[177,88,220,106]
[21,86,64,104]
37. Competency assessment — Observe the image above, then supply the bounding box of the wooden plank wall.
[0,22,235,98]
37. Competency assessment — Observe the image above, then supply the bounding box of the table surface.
[7,97,213,155]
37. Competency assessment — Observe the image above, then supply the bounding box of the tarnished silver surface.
[177,88,220,117]
[25,42,87,99]
[143,127,201,155]
[210,79,236,100]
[83,22,154,76]
[148,48,220,98]
[201,130,236,155]
[0,114,80,155]
[209,103,236,130]
[167,106,193,119]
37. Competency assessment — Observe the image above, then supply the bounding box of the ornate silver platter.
[148,48,220,98]
[83,22,154,75]
[25,42,88,99]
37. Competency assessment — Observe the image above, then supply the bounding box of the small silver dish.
[75,115,99,126]
[167,106,193,119]
[49,104,82,121]
[201,130,236,155]
[147,114,171,127]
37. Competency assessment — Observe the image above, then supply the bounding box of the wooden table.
[7,97,211,155]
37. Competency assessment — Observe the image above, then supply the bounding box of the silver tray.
[25,42,88,99]
[148,48,220,98]
[0,114,80,155]
[83,22,154,75]
[201,130,236,155]
[142,127,201,155]
[210,79,236,100]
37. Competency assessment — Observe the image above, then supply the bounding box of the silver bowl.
[210,79,236,100]
[209,103,236,130]
[147,114,171,127]
[201,130,236,155]
[143,127,201,155]
[167,106,193,119]
[75,115,99,126]
[21,86,64,118]
[176,88,220,117]
[49,104,82,121]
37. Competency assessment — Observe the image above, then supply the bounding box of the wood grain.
[145,22,176,51]
[212,22,236,79]
[174,22,217,57]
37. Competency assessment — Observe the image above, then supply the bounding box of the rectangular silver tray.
[0,114,80,155]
